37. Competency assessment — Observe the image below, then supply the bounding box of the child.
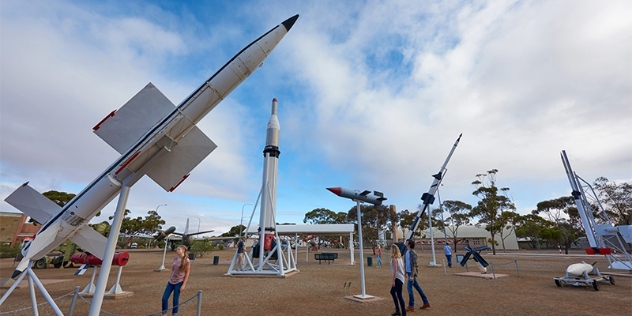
[162,245,190,316]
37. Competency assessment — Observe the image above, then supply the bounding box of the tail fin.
[4,182,61,224]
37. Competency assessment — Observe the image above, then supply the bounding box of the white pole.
[89,185,131,316]
[157,235,169,271]
[354,200,372,298]
[429,212,437,266]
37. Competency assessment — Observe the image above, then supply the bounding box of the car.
[130,243,138,249]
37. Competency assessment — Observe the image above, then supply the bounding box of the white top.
[391,257,405,283]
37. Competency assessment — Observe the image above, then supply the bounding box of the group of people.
[389,239,431,316]
[159,238,452,316]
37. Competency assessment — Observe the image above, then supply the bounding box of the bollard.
[514,260,520,277]
[213,256,219,265]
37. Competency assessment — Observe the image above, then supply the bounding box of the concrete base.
[80,291,134,300]
[344,295,384,303]
[454,271,509,279]
[227,270,300,278]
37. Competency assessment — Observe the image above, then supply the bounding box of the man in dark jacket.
[404,239,430,311]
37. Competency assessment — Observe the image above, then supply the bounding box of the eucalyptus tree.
[471,169,516,255]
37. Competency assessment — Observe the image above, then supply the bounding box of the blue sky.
[1,0,630,236]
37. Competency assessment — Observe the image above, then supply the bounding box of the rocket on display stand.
[260,98,281,252]
[4,14,299,281]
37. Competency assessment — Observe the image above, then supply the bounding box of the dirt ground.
[1,248,631,316]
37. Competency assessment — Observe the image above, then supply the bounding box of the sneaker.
[406,306,415,312]
[420,303,430,309]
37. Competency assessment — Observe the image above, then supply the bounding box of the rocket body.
[260,98,280,250]
[5,15,299,278]
[326,187,385,205]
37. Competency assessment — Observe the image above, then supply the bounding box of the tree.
[107,208,166,248]
[303,208,348,224]
[439,200,472,250]
[471,169,516,255]
[534,197,581,254]
[593,177,632,225]
[497,210,519,252]
[348,204,393,252]
[515,213,552,250]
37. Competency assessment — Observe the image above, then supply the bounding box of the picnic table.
[314,252,338,264]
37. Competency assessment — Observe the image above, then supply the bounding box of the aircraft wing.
[69,225,109,259]
[186,230,215,237]
[4,182,61,224]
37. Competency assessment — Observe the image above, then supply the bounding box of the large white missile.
[4,14,299,279]
[259,98,280,251]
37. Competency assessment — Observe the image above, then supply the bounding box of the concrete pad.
[344,295,385,303]
[454,272,509,279]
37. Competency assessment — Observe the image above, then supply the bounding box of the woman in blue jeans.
[162,245,190,316]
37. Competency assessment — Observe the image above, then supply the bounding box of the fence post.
[68,286,80,316]
[491,262,496,280]
[514,260,520,277]
[196,290,203,316]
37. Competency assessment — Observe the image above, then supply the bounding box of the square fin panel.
[94,83,175,154]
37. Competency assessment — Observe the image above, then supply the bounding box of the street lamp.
[240,203,253,238]
[194,216,201,233]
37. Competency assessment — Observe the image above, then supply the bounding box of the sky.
[1,0,631,237]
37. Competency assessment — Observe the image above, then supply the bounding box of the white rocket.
[5,15,299,279]
[259,98,280,251]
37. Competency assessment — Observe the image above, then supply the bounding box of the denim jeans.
[162,281,183,315]
[406,276,429,307]
[446,254,452,267]
[377,255,382,267]
[390,278,406,315]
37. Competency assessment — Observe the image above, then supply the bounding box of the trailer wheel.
[554,279,562,287]
[592,280,599,291]
[34,258,47,269]
[608,276,615,285]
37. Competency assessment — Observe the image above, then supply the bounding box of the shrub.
[0,243,21,259]
[190,240,215,258]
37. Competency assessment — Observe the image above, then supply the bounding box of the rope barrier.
[0,290,74,315]
[1,289,203,316]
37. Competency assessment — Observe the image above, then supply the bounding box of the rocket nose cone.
[326,187,341,196]
[282,14,299,31]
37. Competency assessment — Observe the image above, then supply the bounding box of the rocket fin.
[4,183,61,224]
[94,83,175,154]
[69,225,109,259]
[146,125,217,191]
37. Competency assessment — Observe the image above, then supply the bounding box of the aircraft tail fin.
[4,182,61,224]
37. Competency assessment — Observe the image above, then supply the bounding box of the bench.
[314,253,338,264]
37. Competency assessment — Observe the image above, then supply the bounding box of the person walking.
[236,236,246,271]
[444,244,452,268]
[376,244,383,267]
[404,239,430,312]
[161,245,190,316]
[390,246,406,316]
